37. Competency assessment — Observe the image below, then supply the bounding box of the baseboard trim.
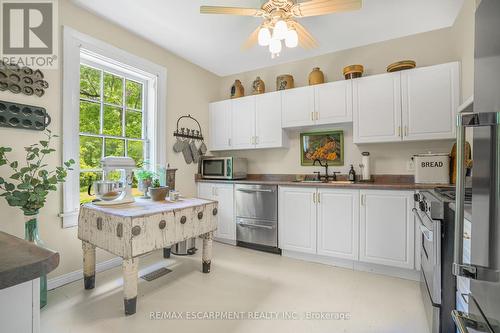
[282,250,420,282]
[47,257,123,290]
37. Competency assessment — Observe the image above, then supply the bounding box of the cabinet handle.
[318,193,321,203]
[228,138,231,146]
[316,112,319,121]
[398,126,401,137]
[313,193,316,203]
[311,112,314,121]
[255,136,259,144]
[361,194,365,205]
[404,126,408,137]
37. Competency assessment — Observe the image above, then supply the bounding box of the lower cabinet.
[278,186,317,254]
[317,188,359,260]
[359,190,415,269]
[197,182,235,244]
[279,186,416,272]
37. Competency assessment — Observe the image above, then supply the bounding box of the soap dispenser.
[348,165,356,182]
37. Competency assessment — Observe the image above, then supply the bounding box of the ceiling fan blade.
[291,0,362,17]
[242,26,261,50]
[200,6,263,17]
[291,21,318,49]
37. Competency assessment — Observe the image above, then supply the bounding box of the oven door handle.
[412,208,433,242]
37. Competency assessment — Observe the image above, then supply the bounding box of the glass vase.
[24,212,48,308]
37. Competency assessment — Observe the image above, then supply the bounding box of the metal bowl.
[91,181,124,201]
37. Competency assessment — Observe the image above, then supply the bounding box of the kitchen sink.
[293,180,355,184]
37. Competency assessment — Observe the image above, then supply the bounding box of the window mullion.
[122,78,126,156]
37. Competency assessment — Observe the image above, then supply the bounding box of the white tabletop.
[81,197,215,218]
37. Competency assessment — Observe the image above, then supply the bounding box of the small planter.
[149,186,169,201]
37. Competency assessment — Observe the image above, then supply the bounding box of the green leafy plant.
[151,178,161,188]
[135,169,155,181]
[0,130,75,215]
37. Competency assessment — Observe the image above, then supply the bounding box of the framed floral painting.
[300,130,344,166]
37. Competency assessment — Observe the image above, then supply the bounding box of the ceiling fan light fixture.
[273,20,288,40]
[269,38,282,54]
[258,27,271,46]
[285,29,298,48]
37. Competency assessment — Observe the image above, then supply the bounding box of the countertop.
[195,174,448,191]
[0,231,59,290]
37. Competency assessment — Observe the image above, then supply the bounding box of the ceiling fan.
[200,0,362,57]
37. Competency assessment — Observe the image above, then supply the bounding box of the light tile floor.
[42,241,429,333]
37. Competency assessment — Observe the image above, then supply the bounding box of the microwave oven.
[200,157,248,180]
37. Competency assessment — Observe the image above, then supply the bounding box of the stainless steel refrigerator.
[453,1,500,332]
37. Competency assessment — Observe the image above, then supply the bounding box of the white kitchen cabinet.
[208,100,232,151]
[278,186,317,254]
[353,72,402,143]
[281,86,315,128]
[359,190,415,269]
[401,62,459,141]
[315,80,353,125]
[255,91,285,148]
[0,279,40,333]
[317,188,359,260]
[231,96,256,149]
[197,182,235,244]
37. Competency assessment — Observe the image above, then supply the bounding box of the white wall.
[0,0,220,277]
[216,0,475,176]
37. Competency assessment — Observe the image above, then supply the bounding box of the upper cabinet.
[209,93,286,151]
[210,61,461,150]
[401,62,459,141]
[281,80,353,128]
[208,100,232,151]
[255,91,286,148]
[353,72,402,143]
[315,80,353,125]
[353,62,460,144]
[281,86,315,128]
[231,96,255,149]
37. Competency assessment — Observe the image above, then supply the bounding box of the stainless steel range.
[414,190,456,333]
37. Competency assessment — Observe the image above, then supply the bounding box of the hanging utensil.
[173,136,183,152]
[190,139,200,163]
[182,140,193,164]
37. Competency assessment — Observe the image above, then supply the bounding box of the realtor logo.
[0,0,58,68]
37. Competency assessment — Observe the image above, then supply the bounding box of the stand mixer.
[89,156,136,206]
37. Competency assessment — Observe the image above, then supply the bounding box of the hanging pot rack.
[173,114,204,141]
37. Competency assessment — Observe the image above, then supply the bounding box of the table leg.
[123,258,138,315]
[82,241,96,289]
[163,247,171,258]
[202,232,213,273]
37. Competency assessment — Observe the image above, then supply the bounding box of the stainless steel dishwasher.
[235,184,280,254]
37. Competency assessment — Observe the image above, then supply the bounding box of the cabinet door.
[209,100,232,150]
[213,184,235,242]
[197,182,214,200]
[359,190,415,269]
[255,91,283,148]
[401,62,459,141]
[353,73,402,143]
[317,189,359,260]
[315,80,353,125]
[281,86,315,128]
[278,186,317,254]
[231,96,256,149]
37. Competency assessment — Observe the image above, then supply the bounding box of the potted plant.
[149,178,169,201]
[0,130,75,308]
[135,167,155,199]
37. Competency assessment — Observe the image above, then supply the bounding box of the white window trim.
[61,26,167,228]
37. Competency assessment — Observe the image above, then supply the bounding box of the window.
[78,60,148,203]
[62,27,166,228]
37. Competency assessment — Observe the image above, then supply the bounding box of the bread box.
[414,153,450,184]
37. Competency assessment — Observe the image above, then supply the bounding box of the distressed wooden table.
[78,198,218,315]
